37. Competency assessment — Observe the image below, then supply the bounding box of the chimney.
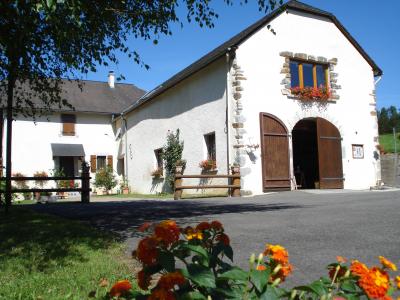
[108,71,115,88]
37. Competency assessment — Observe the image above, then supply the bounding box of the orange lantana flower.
[216,233,230,246]
[350,260,370,277]
[185,228,203,240]
[379,256,398,271]
[138,222,152,232]
[256,265,267,271]
[109,280,132,297]
[271,264,293,282]
[396,276,400,289]
[137,269,151,291]
[358,267,390,299]
[210,220,224,231]
[136,236,159,265]
[148,289,176,300]
[196,222,211,231]
[264,244,289,265]
[157,271,186,290]
[337,256,347,263]
[154,220,180,245]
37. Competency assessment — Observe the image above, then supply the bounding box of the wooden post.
[174,165,183,200]
[230,166,241,197]
[81,161,90,203]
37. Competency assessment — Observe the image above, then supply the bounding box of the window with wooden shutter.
[61,114,76,136]
[204,132,216,161]
[90,155,97,173]
[107,155,113,170]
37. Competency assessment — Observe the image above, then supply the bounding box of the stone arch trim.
[288,112,344,138]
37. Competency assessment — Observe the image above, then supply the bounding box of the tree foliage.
[94,166,117,191]
[378,106,400,134]
[162,129,184,190]
[0,0,282,116]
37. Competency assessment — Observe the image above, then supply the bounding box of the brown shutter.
[316,118,344,189]
[62,123,75,135]
[90,155,97,173]
[260,113,291,191]
[107,155,113,170]
[61,114,76,136]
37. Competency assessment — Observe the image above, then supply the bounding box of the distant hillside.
[379,133,400,153]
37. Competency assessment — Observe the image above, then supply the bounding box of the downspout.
[225,50,231,178]
[121,113,129,182]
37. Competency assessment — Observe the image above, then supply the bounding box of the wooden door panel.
[317,118,344,189]
[260,113,290,191]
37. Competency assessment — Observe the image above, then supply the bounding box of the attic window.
[61,114,76,136]
[290,61,328,89]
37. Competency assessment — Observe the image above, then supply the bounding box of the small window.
[290,60,328,89]
[97,156,106,170]
[154,148,163,171]
[204,132,216,161]
[61,114,76,136]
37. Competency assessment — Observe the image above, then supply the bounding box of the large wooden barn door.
[260,113,291,191]
[316,118,344,189]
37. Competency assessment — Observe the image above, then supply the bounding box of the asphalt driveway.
[31,190,400,286]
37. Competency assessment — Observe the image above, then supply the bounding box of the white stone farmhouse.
[2,1,383,196]
[1,75,145,187]
[117,0,382,195]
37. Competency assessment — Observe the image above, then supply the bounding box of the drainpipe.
[225,50,231,177]
[121,113,129,182]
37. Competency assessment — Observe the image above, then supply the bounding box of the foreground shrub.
[109,220,399,299]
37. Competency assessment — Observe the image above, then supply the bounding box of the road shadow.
[29,199,306,239]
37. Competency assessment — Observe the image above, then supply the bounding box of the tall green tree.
[0,0,282,211]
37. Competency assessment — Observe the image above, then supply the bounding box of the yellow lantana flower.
[379,256,397,271]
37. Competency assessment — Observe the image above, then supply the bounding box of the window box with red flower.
[199,159,217,171]
[290,86,331,101]
[151,168,164,179]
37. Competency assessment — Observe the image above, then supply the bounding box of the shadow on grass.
[0,207,117,272]
[26,199,306,239]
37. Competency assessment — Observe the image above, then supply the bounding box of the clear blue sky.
[84,0,400,109]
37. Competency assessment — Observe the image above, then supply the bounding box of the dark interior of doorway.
[59,156,75,177]
[292,119,319,189]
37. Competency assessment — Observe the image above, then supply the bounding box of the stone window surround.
[279,51,340,101]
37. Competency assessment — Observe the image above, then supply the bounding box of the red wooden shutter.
[260,113,291,191]
[107,155,113,170]
[316,118,344,189]
[90,155,97,173]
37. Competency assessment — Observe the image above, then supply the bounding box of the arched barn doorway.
[259,113,291,192]
[292,118,344,189]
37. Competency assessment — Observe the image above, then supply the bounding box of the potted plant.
[94,166,117,195]
[230,162,240,174]
[120,179,130,195]
[34,171,48,201]
[175,159,187,174]
[12,172,30,201]
[199,159,217,171]
[151,168,164,179]
[52,168,69,198]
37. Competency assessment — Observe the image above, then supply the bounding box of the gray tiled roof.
[57,80,146,114]
[1,79,146,115]
[123,0,382,115]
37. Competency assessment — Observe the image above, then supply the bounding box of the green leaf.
[340,280,358,293]
[295,280,328,296]
[223,245,234,262]
[187,264,216,288]
[219,267,248,281]
[179,291,207,300]
[158,250,175,272]
[259,286,286,300]
[182,244,209,261]
[250,268,270,293]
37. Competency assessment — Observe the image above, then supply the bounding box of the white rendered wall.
[235,10,379,194]
[9,112,119,187]
[124,58,228,194]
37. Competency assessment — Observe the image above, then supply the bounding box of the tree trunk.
[5,75,15,213]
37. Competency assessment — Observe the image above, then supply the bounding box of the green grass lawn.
[379,133,400,153]
[0,207,138,300]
